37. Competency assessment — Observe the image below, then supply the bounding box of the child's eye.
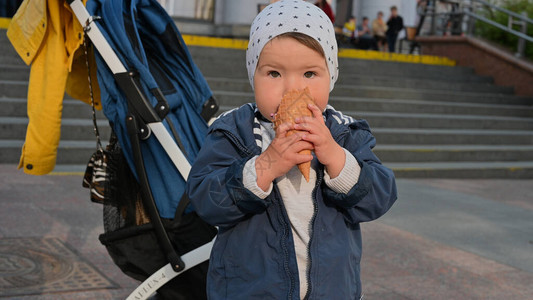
[304,71,316,78]
[268,71,281,78]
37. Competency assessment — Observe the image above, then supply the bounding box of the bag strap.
[83,25,104,152]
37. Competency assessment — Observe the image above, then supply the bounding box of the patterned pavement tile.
[0,237,117,297]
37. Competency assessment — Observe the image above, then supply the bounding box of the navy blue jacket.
[187,104,397,299]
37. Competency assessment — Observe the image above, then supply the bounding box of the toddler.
[187,1,397,299]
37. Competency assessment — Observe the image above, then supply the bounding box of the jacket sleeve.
[186,130,272,228]
[322,122,397,224]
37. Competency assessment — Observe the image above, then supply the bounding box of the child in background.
[372,11,388,51]
[342,15,357,46]
[187,1,397,299]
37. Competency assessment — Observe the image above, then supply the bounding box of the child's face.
[254,36,330,121]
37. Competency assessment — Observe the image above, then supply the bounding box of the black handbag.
[82,134,120,204]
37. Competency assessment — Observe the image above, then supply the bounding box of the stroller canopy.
[86,0,213,218]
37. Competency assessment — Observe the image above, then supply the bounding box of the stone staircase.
[1,29,533,178]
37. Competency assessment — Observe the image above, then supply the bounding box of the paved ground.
[0,164,532,299]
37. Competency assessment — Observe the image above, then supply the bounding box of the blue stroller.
[69,0,218,298]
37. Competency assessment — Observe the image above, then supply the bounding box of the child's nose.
[284,76,306,93]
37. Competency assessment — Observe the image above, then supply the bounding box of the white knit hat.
[246,0,339,91]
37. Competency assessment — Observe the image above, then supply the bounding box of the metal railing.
[420,0,532,57]
[465,0,532,57]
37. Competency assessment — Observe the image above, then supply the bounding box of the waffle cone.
[273,87,316,182]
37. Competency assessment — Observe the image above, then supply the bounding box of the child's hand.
[294,104,346,178]
[255,123,313,190]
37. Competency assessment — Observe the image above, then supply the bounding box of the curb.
[338,48,456,66]
[0,17,10,29]
[182,34,456,66]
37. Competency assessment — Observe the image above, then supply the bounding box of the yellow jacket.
[7,0,101,175]
[342,21,356,38]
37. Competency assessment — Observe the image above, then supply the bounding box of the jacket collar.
[209,104,262,156]
[209,103,358,155]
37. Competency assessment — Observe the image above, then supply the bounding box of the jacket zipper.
[303,168,323,300]
[304,126,348,299]
[276,188,296,300]
[302,122,347,299]
[219,128,296,299]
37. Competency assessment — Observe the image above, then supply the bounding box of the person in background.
[342,15,357,47]
[357,16,377,50]
[372,11,388,52]
[315,0,335,24]
[386,5,404,53]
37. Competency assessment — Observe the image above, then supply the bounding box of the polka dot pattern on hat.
[246,0,339,91]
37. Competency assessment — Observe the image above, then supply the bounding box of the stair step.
[0,140,102,165]
[213,91,533,117]
[388,161,533,178]
[216,105,533,130]
[0,117,110,140]
[0,65,29,81]
[204,76,512,96]
[339,75,502,93]
[216,104,533,144]
[0,80,27,98]
[205,84,532,106]
[44,161,533,179]
[333,85,531,106]
[339,71,494,84]
[0,55,25,66]
[0,35,24,62]
[375,145,533,162]
[189,45,478,76]
[193,59,495,83]
[352,111,533,130]
[194,59,476,78]
[216,95,533,118]
[50,164,89,174]
[188,46,495,83]
[372,128,533,145]
[329,99,533,118]
[1,98,106,119]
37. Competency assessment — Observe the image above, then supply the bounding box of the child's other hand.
[255,123,313,190]
[294,104,346,178]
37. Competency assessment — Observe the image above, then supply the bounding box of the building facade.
[159,0,418,37]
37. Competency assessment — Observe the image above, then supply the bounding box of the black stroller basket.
[69,0,218,299]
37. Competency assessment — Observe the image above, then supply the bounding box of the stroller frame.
[68,0,217,299]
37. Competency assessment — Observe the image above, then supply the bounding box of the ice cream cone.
[273,87,316,182]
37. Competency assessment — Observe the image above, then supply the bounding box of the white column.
[401,0,418,27]
[218,0,267,25]
[157,0,196,18]
[361,0,400,22]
